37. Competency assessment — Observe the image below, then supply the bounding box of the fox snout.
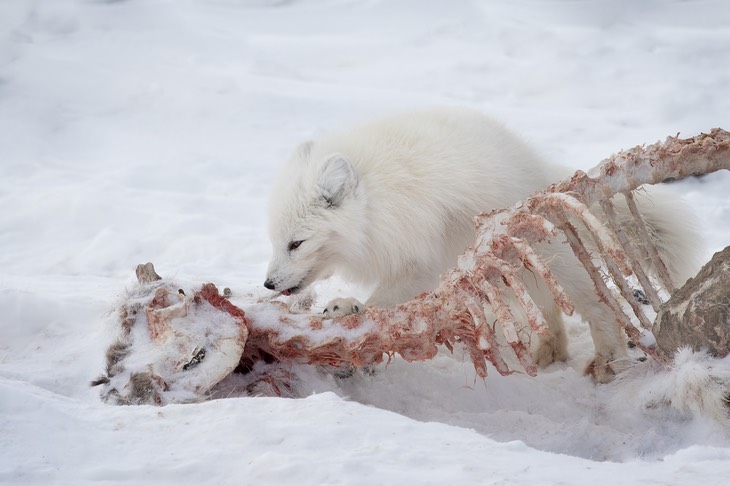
[263,272,302,296]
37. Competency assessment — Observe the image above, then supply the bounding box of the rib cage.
[94,129,730,405]
[242,128,730,376]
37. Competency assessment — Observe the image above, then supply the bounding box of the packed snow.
[2,0,730,484]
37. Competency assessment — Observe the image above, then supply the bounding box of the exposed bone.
[136,262,162,283]
[491,234,575,317]
[623,191,677,293]
[92,276,249,405]
[537,193,633,276]
[240,129,729,376]
[474,251,552,336]
[599,199,663,312]
[96,130,730,404]
[562,221,666,363]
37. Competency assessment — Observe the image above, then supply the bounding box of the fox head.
[264,142,363,295]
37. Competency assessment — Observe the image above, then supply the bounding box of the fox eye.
[288,240,304,252]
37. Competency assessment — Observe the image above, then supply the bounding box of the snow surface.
[2,0,730,484]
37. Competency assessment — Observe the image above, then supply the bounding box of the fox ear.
[317,154,358,208]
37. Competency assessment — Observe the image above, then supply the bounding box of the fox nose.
[263,279,276,290]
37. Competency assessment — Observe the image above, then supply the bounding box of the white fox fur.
[265,107,701,381]
[607,348,730,426]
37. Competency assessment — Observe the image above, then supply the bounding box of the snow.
[1,0,730,483]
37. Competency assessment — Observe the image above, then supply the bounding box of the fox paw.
[323,297,364,318]
[584,353,633,384]
[533,336,569,368]
[585,355,617,384]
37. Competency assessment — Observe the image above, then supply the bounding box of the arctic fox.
[264,107,700,382]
